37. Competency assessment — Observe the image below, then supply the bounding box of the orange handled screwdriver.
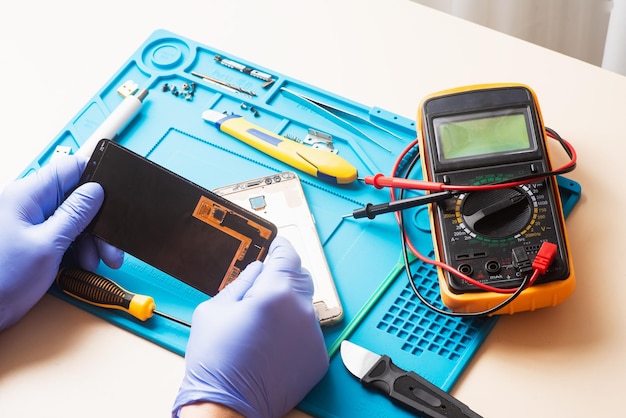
[55,268,191,327]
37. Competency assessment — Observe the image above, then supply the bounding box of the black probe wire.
[487,127,576,184]
[398,197,532,317]
[395,142,534,317]
[547,127,575,161]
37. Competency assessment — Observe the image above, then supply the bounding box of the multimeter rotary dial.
[456,185,537,240]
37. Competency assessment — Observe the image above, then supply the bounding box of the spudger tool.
[341,340,483,418]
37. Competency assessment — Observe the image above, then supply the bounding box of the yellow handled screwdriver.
[55,268,191,327]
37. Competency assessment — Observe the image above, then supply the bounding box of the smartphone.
[78,139,277,297]
[213,171,344,326]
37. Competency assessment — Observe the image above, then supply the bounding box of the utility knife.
[201,109,358,185]
[340,340,483,418]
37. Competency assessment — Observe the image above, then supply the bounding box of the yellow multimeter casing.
[417,83,575,315]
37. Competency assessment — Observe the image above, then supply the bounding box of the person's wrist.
[179,402,244,418]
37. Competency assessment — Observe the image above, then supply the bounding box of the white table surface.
[1,1,625,417]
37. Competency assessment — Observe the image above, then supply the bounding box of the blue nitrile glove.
[0,154,123,331]
[172,236,329,418]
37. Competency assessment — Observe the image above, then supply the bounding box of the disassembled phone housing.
[214,171,344,325]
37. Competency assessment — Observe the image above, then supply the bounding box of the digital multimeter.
[418,83,575,314]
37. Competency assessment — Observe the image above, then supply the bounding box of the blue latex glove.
[0,155,123,331]
[172,236,329,418]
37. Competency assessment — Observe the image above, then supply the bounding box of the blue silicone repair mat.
[20,29,581,417]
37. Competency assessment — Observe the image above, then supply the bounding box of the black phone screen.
[78,139,277,296]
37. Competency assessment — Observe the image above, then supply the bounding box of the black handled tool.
[340,340,482,418]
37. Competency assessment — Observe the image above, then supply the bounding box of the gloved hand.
[0,154,123,331]
[172,236,329,418]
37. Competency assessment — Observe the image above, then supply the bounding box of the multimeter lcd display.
[435,109,533,161]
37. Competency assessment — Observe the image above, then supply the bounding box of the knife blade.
[340,340,483,418]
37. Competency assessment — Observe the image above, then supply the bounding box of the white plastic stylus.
[75,89,148,158]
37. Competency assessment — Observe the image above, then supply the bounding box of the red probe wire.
[367,131,577,193]
[388,130,572,294]
[389,139,519,293]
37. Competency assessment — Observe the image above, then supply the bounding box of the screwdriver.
[55,268,191,327]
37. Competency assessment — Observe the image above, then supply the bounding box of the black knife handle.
[362,355,483,418]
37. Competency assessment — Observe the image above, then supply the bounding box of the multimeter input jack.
[484,260,501,274]
[457,263,473,276]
